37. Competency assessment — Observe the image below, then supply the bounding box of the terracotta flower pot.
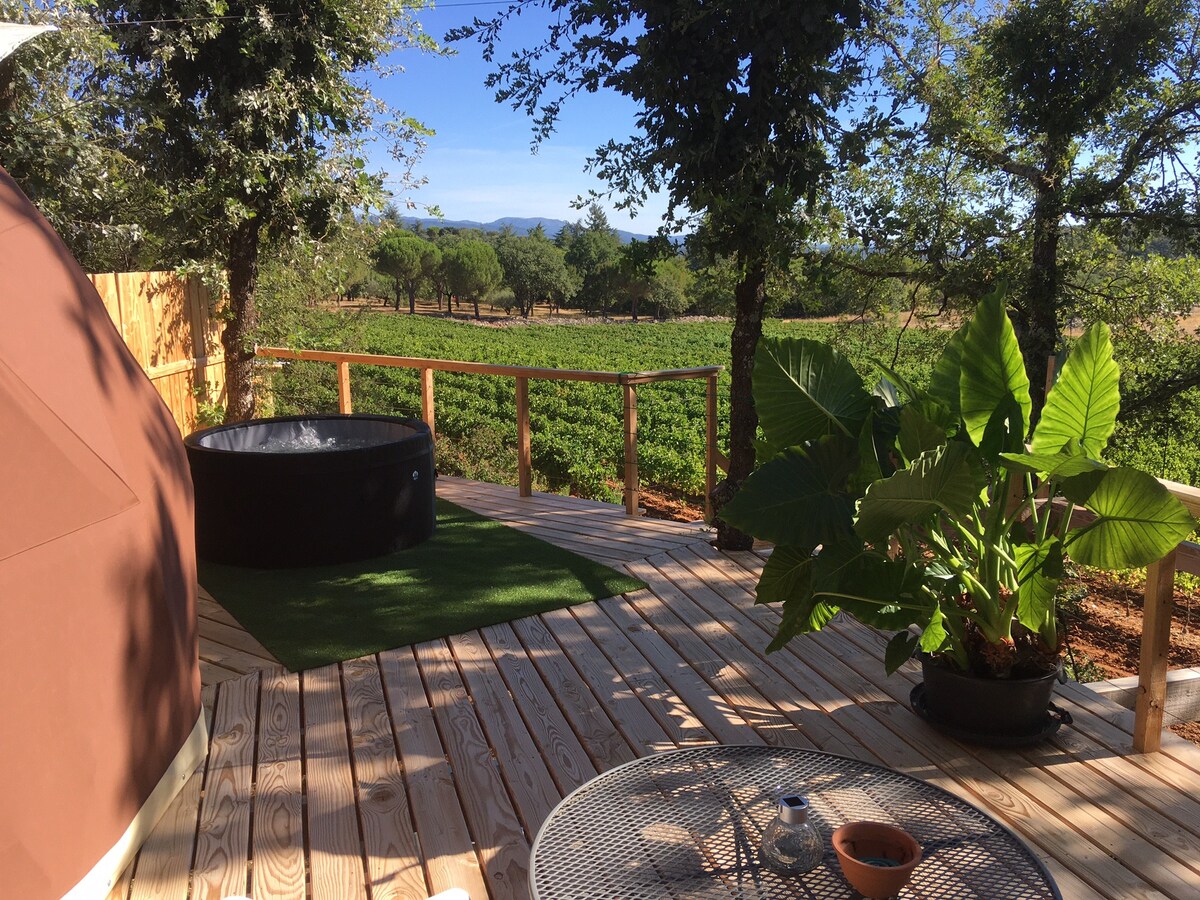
[832,821,921,899]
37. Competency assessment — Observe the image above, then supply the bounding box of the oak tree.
[455,0,872,546]
[98,0,437,421]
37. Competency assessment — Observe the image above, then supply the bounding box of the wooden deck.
[109,476,1200,899]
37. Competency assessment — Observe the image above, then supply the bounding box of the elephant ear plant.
[722,291,1195,682]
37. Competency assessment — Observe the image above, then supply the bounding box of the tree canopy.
[495,233,576,317]
[0,1,160,271]
[843,0,1200,410]
[373,229,440,313]
[96,0,437,420]
[443,238,503,318]
[455,1,873,545]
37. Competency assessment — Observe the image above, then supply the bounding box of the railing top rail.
[256,346,724,385]
[1159,478,1200,517]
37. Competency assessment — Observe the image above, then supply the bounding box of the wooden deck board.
[414,638,530,900]
[113,476,1200,899]
[252,669,306,900]
[378,646,490,899]
[303,664,369,900]
[342,655,430,900]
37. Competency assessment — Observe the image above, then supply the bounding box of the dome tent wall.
[0,166,203,898]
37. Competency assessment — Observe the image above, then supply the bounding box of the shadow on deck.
[109,477,1200,900]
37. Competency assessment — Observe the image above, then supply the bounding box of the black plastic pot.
[918,655,1061,742]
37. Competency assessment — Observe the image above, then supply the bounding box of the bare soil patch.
[638,486,706,523]
[1060,569,1200,679]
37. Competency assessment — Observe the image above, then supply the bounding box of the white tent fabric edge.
[0,23,57,62]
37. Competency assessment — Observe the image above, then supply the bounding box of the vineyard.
[270,313,951,504]
[269,311,1199,506]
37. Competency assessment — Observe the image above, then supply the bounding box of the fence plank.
[623,383,639,516]
[91,271,227,435]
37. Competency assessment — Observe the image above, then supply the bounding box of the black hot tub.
[185,414,435,567]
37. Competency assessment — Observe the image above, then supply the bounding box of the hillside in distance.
[399,215,679,245]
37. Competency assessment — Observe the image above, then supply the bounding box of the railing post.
[336,360,352,414]
[420,367,435,436]
[516,376,532,497]
[705,373,718,521]
[1134,548,1179,753]
[623,383,639,516]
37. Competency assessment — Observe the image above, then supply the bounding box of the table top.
[530,745,1061,899]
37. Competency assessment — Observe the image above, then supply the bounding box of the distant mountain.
[398,215,674,245]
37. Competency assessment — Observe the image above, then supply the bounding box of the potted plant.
[721,290,1195,742]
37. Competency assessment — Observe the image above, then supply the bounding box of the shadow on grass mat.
[198,498,646,671]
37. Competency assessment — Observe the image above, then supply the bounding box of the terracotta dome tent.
[0,168,205,896]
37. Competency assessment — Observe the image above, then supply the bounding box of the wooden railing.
[256,347,725,518]
[258,345,1199,752]
[1133,480,1200,752]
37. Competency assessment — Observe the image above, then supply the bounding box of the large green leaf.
[927,320,968,416]
[757,544,843,651]
[919,606,952,654]
[873,360,924,405]
[1015,538,1064,646]
[958,292,1032,447]
[752,336,873,447]
[768,595,840,652]
[721,435,858,546]
[1066,467,1196,568]
[850,411,887,494]
[755,545,815,605]
[1031,322,1120,459]
[999,449,1107,480]
[885,631,920,673]
[897,403,951,465]
[854,442,985,544]
[830,550,936,632]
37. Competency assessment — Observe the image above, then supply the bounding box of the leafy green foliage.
[752,337,873,451]
[495,234,576,317]
[1031,322,1121,457]
[958,290,1031,447]
[0,1,162,271]
[372,230,439,313]
[832,0,1200,413]
[723,292,1195,678]
[95,0,439,420]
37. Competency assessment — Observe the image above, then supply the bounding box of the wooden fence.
[256,346,725,519]
[91,271,226,435]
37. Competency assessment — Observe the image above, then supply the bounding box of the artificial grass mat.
[197,498,646,671]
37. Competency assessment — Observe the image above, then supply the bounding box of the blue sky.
[366,2,672,230]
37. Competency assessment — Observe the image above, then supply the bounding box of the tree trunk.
[407,284,417,315]
[222,217,262,423]
[0,57,18,117]
[473,296,480,319]
[1020,175,1065,420]
[631,294,639,322]
[713,258,766,550]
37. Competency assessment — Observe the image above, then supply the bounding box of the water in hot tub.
[248,423,377,453]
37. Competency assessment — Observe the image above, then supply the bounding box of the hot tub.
[185,414,435,567]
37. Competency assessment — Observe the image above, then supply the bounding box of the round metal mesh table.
[530,746,1061,899]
